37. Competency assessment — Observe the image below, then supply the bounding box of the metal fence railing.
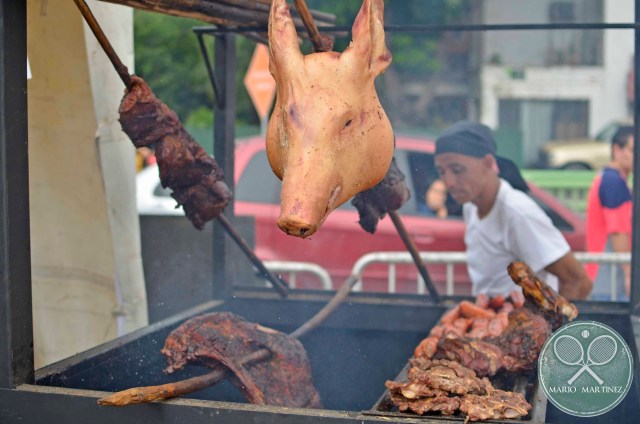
[349,251,630,300]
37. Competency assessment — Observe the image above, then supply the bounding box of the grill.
[3,3,640,423]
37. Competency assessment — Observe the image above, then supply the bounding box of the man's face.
[615,135,634,174]
[434,153,493,205]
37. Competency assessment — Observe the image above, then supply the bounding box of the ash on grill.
[385,261,578,421]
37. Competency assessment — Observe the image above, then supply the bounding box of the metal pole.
[212,34,237,300]
[0,0,34,388]
[631,0,640,314]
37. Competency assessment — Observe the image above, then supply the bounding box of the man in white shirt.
[434,121,592,299]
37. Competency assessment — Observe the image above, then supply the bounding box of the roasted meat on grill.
[507,261,578,327]
[119,76,232,229]
[161,312,322,408]
[460,389,532,422]
[386,358,531,420]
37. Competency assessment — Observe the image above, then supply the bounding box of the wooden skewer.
[293,0,333,52]
[73,0,131,86]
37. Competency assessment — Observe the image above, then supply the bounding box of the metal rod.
[193,22,640,36]
[73,0,131,86]
[216,213,289,298]
[388,211,441,304]
[0,0,33,389]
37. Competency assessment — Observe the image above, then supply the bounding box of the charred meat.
[161,312,322,408]
[351,157,411,233]
[119,76,232,229]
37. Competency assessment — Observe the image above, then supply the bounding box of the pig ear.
[268,0,304,75]
[344,0,392,76]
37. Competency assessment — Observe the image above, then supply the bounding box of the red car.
[138,135,585,295]
[233,135,585,294]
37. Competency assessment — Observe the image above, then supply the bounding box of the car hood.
[542,138,597,151]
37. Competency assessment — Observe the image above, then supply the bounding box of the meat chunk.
[118,76,232,229]
[351,157,411,233]
[161,312,321,408]
[460,389,532,421]
[267,0,394,237]
[389,393,461,416]
[407,358,493,395]
[507,261,578,326]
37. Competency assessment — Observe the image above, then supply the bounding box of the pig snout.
[276,155,342,238]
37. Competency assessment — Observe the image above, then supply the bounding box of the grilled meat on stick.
[73,0,231,230]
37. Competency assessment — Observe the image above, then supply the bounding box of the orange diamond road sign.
[244,44,276,120]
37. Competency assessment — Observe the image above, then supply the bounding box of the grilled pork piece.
[119,76,232,229]
[460,389,531,422]
[161,312,322,408]
[387,358,531,420]
[389,393,461,416]
[507,261,578,326]
[267,0,394,238]
[351,157,411,233]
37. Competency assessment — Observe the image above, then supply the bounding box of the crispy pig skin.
[161,312,322,408]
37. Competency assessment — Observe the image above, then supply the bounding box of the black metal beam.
[212,34,237,300]
[0,0,33,389]
[193,22,640,36]
[632,0,640,315]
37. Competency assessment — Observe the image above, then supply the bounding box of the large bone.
[266,0,394,238]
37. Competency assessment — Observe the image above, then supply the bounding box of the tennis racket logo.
[553,334,618,385]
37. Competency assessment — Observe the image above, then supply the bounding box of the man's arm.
[545,252,593,300]
[609,232,631,296]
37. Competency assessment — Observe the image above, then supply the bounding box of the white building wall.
[480,0,633,136]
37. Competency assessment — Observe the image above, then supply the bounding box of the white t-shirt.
[463,179,569,296]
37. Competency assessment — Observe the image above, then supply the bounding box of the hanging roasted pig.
[266,0,394,238]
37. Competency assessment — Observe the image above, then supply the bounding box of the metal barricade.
[263,260,333,290]
[349,251,631,299]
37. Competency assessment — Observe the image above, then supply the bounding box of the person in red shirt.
[585,126,634,301]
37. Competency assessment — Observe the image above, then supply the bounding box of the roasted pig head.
[267,0,394,238]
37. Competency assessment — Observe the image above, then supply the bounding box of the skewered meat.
[161,312,322,408]
[460,389,531,422]
[267,0,394,238]
[507,261,578,326]
[119,76,232,229]
[351,157,411,233]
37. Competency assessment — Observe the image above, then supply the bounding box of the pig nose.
[277,216,317,238]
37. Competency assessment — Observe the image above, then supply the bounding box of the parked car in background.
[537,121,632,169]
[138,135,586,295]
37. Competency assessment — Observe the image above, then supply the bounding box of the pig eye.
[344,119,353,129]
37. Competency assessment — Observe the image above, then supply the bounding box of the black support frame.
[0,0,33,390]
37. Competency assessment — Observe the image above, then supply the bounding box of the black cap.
[435,121,529,192]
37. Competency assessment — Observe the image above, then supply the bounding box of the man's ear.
[482,154,498,173]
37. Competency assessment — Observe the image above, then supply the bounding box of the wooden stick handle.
[73,0,132,86]
[293,0,333,52]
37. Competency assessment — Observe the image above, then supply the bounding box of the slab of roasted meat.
[119,76,232,229]
[351,157,411,234]
[161,312,322,408]
[267,0,394,238]
[386,358,531,420]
